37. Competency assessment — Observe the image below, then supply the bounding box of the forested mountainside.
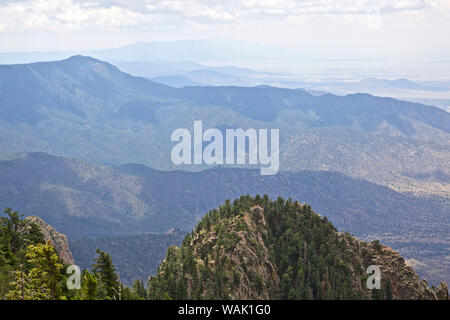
[1,152,448,285]
[70,230,185,286]
[1,199,448,300]
[1,152,448,239]
[148,196,448,300]
[1,56,449,196]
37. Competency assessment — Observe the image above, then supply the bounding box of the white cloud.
[0,0,449,60]
[1,0,449,33]
[0,0,149,32]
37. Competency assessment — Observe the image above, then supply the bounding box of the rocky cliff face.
[339,233,448,300]
[24,216,74,265]
[189,205,279,299]
[147,196,448,300]
[361,241,448,300]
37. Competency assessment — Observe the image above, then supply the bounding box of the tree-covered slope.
[1,152,448,240]
[148,196,448,300]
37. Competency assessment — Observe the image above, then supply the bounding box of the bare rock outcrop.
[24,216,75,265]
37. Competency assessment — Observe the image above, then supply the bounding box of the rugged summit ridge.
[147,196,448,300]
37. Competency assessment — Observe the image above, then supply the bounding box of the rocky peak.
[24,216,74,265]
[147,196,448,300]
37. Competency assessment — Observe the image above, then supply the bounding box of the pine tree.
[23,223,45,246]
[81,271,98,300]
[92,249,120,300]
[132,279,146,299]
[2,208,25,255]
[280,273,291,299]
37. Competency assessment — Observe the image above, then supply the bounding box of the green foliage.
[0,208,46,299]
[2,208,25,255]
[0,207,147,301]
[92,249,120,300]
[7,241,63,300]
[131,279,147,300]
[81,270,98,300]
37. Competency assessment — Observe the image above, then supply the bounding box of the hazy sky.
[0,0,449,61]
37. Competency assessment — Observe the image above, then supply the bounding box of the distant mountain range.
[0,55,448,285]
[306,78,450,112]
[0,55,449,196]
[315,78,450,93]
[1,39,448,112]
[0,40,448,301]
[109,59,450,101]
[110,59,266,78]
[0,39,301,65]
[152,69,251,87]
